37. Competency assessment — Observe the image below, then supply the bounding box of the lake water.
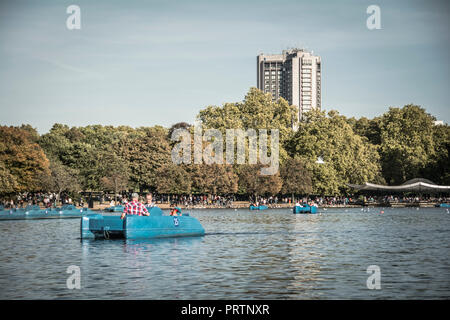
[0,207,449,299]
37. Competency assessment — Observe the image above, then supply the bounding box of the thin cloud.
[33,55,104,80]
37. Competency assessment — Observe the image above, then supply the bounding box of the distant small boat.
[437,203,450,208]
[293,204,318,214]
[105,205,125,212]
[249,205,268,210]
[81,206,204,239]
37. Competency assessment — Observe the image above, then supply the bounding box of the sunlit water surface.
[0,207,449,299]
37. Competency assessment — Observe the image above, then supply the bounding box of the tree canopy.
[0,126,50,193]
[197,87,297,162]
[378,105,436,185]
[287,110,384,195]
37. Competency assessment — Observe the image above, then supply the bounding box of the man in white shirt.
[145,193,155,209]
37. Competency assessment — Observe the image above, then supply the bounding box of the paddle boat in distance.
[55,205,93,217]
[293,203,318,214]
[249,205,268,210]
[36,204,92,219]
[0,204,92,220]
[81,206,205,239]
[0,204,42,220]
[105,205,125,212]
[436,203,450,208]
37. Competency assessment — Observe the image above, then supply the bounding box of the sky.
[0,0,449,134]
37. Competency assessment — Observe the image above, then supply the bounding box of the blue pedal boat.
[0,205,42,220]
[0,204,92,220]
[249,205,268,210]
[293,204,318,214]
[437,203,450,208]
[105,205,125,212]
[81,206,205,239]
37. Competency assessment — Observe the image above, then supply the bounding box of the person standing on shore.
[120,193,149,219]
[145,193,155,209]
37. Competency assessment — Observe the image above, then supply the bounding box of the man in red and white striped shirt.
[120,193,149,219]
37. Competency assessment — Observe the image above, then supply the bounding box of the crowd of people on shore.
[0,192,80,209]
[358,195,450,204]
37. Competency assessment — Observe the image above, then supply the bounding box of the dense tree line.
[0,88,448,198]
[347,104,449,186]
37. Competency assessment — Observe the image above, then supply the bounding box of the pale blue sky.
[0,0,448,133]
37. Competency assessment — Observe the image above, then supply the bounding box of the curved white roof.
[348,181,450,192]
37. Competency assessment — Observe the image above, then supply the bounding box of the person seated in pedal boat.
[145,193,155,209]
[169,207,182,216]
[120,193,149,219]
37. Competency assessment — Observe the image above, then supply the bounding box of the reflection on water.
[0,207,449,299]
[287,215,322,298]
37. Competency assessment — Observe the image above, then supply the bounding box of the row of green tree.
[1,88,448,198]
